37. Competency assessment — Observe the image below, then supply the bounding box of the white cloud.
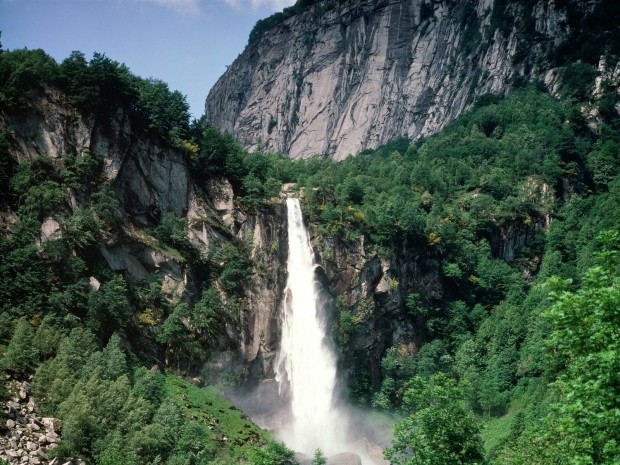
[222,0,296,12]
[139,0,201,14]
[139,0,295,15]
[2,0,286,15]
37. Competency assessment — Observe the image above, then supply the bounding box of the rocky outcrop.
[201,194,290,383]
[38,218,62,244]
[6,89,94,165]
[2,89,193,301]
[0,379,78,465]
[205,0,597,160]
[314,232,434,388]
[5,88,189,222]
[236,203,289,381]
[1,89,290,379]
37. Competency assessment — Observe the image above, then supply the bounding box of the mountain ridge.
[205,0,618,159]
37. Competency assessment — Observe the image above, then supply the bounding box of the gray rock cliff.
[1,89,289,378]
[205,0,588,160]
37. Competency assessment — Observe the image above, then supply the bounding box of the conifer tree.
[0,318,37,375]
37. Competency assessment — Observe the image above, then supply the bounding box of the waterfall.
[275,197,349,456]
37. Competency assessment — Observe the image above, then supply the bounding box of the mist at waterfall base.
[229,199,391,465]
[276,197,353,458]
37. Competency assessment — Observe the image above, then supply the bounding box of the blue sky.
[0,0,296,118]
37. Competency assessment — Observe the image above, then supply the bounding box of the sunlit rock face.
[5,88,190,221]
[205,0,577,160]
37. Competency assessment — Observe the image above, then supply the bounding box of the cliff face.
[0,88,550,384]
[6,88,189,221]
[313,234,431,389]
[205,0,576,160]
[1,88,289,377]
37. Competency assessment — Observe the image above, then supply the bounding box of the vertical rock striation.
[205,0,584,160]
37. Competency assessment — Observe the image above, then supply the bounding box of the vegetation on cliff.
[248,0,326,44]
[253,88,619,464]
[0,47,294,465]
[1,35,619,465]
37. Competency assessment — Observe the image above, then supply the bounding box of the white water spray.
[275,198,349,456]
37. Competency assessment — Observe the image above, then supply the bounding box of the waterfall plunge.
[275,198,349,456]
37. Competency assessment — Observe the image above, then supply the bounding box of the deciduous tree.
[385,373,484,465]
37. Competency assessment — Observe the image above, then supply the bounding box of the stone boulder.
[0,379,78,465]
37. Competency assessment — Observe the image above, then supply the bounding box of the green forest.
[0,35,619,465]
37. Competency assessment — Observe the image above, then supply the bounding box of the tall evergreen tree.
[0,318,37,375]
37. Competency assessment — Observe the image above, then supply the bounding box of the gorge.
[0,0,619,464]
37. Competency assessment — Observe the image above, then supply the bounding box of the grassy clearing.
[482,413,513,454]
[164,375,270,462]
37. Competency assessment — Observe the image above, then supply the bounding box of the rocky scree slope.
[0,379,69,465]
[205,0,616,159]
